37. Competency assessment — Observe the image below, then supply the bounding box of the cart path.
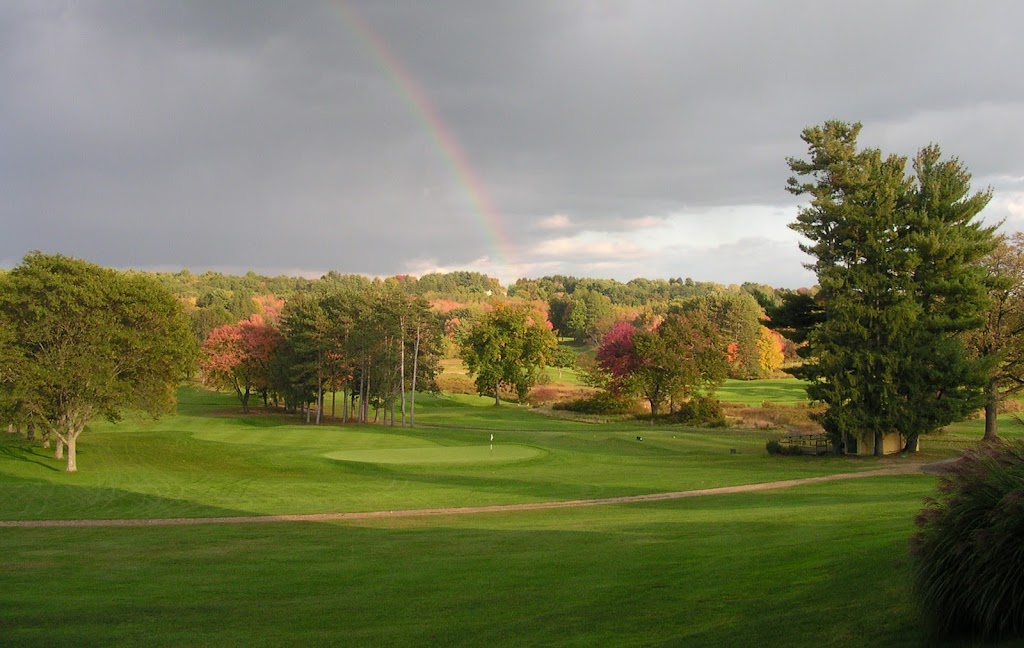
[0,462,943,529]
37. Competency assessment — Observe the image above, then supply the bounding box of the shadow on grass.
[326,455,659,501]
[0,499,928,647]
[0,478,270,522]
[0,440,61,472]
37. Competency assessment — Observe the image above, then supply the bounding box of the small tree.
[966,233,1024,440]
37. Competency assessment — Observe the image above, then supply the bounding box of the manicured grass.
[0,389,905,522]
[1,384,1009,646]
[716,378,811,405]
[1,477,934,647]
[324,444,543,464]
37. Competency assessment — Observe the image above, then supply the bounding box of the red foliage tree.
[200,314,282,412]
[595,321,641,391]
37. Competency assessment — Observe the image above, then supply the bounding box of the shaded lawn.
[0,476,933,648]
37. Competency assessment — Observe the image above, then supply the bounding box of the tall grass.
[910,440,1024,640]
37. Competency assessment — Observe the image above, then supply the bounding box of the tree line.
[199,283,445,427]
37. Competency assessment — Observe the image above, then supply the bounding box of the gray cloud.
[2,1,1022,285]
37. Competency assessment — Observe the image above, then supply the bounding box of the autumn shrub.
[910,440,1024,641]
[726,402,822,433]
[527,385,560,406]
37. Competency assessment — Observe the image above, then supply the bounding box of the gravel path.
[0,463,933,529]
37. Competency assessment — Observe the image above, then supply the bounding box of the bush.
[765,438,804,456]
[553,390,636,415]
[910,440,1024,641]
[675,396,726,427]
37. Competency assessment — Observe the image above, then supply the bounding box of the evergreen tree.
[786,121,996,454]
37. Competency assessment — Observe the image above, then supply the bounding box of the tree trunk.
[400,316,407,427]
[411,323,420,427]
[331,389,336,419]
[901,431,920,454]
[240,388,250,414]
[873,431,883,457]
[983,377,1000,441]
[343,387,349,423]
[363,365,371,423]
[65,433,78,472]
[494,382,501,406]
[315,381,322,425]
[649,399,658,425]
[361,362,369,423]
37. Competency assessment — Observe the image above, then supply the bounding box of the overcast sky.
[2,1,1023,288]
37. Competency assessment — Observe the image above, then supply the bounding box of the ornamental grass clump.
[910,440,1024,641]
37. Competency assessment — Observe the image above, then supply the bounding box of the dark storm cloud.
[2,1,1022,286]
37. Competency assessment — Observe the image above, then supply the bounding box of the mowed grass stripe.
[192,427,438,449]
[324,444,543,465]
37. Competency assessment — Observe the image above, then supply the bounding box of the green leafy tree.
[677,291,764,378]
[786,121,996,454]
[965,233,1024,440]
[549,344,578,379]
[459,303,557,405]
[0,253,196,472]
[278,292,332,421]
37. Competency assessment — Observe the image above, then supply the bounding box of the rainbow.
[333,1,519,276]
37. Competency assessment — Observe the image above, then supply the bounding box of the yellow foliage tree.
[756,326,785,376]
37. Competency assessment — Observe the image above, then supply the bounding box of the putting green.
[192,428,437,450]
[324,444,543,465]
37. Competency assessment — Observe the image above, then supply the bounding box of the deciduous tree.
[459,303,557,405]
[966,233,1024,440]
[200,314,281,413]
[0,253,195,472]
[596,314,728,421]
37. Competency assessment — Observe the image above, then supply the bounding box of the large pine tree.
[785,121,996,455]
